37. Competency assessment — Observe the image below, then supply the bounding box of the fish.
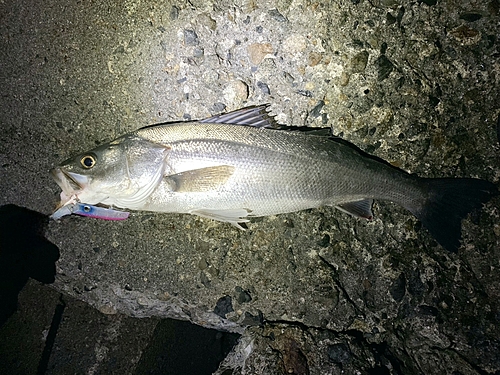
[51,105,498,252]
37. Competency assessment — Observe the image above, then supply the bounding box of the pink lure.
[50,203,129,221]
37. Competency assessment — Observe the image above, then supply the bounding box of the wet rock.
[240,311,263,326]
[449,25,481,45]
[279,338,309,375]
[169,5,179,20]
[408,269,426,298]
[308,52,322,67]
[257,81,270,95]
[327,343,351,365]
[375,55,394,81]
[214,296,233,318]
[386,12,397,25]
[183,29,199,46]
[247,43,274,65]
[350,50,369,73]
[459,13,482,22]
[211,102,226,113]
[268,9,287,22]
[317,234,330,248]
[282,34,307,55]
[198,13,216,31]
[297,89,312,97]
[223,80,249,103]
[389,273,406,302]
[309,100,324,118]
[235,287,252,304]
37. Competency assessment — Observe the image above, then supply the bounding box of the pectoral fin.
[335,199,374,220]
[190,208,251,229]
[166,165,235,192]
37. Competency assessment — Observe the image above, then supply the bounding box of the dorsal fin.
[200,105,278,128]
[201,105,334,136]
[141,105,333,135]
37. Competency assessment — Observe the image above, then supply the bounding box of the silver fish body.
[135,122,422,216]
[51,106,498,252]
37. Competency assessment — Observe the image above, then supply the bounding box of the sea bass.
[51,105,498,252]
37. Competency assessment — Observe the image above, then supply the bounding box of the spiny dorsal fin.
[201,105,333,136]
[200,105,277,128]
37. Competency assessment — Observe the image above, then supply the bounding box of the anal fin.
[335,199,374,220]
[189,208,251,229]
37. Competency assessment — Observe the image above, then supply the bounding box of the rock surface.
[1,0,499,373]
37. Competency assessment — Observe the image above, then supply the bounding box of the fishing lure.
[50,202,129,221]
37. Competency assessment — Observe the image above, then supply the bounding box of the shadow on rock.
[0,205,59,326]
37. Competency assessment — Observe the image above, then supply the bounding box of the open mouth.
[51,168,80,192]
[51,168,89,206]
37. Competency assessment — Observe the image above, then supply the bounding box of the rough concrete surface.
[1,0,499,374]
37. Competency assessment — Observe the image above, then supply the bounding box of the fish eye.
[80,154,96,169]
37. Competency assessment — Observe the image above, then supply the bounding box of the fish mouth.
[51,168,89,206]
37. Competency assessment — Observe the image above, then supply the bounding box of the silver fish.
[51,105,498,252]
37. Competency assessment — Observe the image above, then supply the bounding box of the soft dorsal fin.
[200,105,277,128]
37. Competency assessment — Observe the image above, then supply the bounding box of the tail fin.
[408,178,498,252]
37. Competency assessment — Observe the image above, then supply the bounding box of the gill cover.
[53,134,170,210]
